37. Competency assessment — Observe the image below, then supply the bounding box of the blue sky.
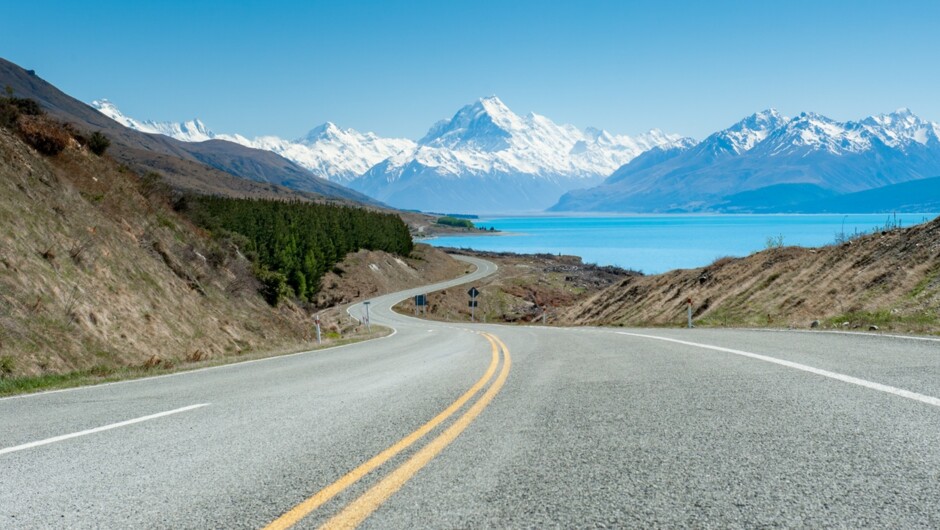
[3,0,940,140]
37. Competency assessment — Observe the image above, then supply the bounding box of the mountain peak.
[477,95,511,115]
[302,121,341,141]
[418,95,521,150]
[702,108,790,155]
[91,98,134,128]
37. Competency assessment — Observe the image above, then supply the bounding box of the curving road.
[3,255,940,528]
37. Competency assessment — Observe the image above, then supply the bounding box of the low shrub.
[88,131,111,156]
[257,267,290,306]
[16,114,71,155]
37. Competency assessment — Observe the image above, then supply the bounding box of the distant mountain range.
[94,97,685,213]
[552,109,940,213]
[94,100,414,184]
[355,97,683,212]
[91,84,940,215]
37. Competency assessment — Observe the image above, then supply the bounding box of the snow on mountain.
[353,96,686,212]
[856,108,940,149]
[710,109,789,155]
[213,123,415,183]
[91,99,214,142]
[406,95,681,178]
[92,96,686,212]
[90,100,414,183]
[552,108,940,213]
[755,108,940,158]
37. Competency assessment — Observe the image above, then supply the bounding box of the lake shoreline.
[424,213,940,274]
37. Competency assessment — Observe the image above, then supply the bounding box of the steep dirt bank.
[562,217,940,333]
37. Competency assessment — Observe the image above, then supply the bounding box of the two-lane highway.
[4,256,940,528]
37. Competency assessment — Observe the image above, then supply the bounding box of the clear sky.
[3,0,940,141]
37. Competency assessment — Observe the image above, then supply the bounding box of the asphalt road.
[3,256,940,528]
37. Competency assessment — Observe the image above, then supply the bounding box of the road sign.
[415,294,427,306]
[467,287,480,322]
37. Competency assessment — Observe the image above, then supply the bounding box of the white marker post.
[686,297,694,329]
[315,313,321,345]
[363,301,371,332]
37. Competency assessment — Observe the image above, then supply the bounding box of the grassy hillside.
[561,217,940,333]
[0,126,319,389]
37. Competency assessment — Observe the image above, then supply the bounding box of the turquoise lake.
[426,214,939,274]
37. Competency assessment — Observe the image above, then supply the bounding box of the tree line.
[182,196,413,304]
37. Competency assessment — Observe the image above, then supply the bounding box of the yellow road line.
[263,334,501,530]
[320,333,512,530]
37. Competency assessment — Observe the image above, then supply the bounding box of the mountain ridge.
[92,95,688,213]
[0,57,376,205]
[552,108,940,213]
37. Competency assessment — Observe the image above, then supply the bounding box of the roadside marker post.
[315,314,322,345]
[686,297,694,329]
[364,301,371,332]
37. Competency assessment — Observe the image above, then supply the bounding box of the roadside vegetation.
[562,216,940,334]
[180,196,413,305]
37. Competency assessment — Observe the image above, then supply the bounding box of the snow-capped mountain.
[93,96,686,212]
[552,108,940,213]
[352,96,686,212]
[702,109,789,156]
[216,123,415,183]
[92,99,214,142]
[753,108,940,157]
[90,100,415,183]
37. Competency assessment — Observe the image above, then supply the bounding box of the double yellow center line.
[264,332,512,530]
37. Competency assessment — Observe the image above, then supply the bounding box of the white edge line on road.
[0,331,397,403]
[738,327,940,343]
[617,332,940,408]
[0,403,210,456]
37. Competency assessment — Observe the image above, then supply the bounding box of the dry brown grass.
[560,221,940,333]
[15,114,72,156]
